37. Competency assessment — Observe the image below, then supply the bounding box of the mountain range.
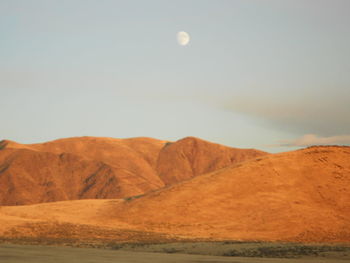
[0,136,349,243]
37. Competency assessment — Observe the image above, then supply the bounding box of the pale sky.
[1,0,349,152]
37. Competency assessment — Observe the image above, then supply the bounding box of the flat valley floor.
[1,243,349,263]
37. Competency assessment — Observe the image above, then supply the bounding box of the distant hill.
[0,137,166,205]
[157,136,266,185]
[0,136,266,205]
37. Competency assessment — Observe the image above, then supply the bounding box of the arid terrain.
[0,137,349,261]
[1,243,350,263]
[0,136,265,205]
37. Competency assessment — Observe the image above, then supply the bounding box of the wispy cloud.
[223,91,350,136]
[273,134,350,147]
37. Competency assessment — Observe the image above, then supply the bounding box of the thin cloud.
[275,134,350,147]
[223,92,350,136]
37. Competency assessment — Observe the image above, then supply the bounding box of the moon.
[177,31,190,46]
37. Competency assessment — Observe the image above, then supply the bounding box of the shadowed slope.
[115,146,350,242]
[0,148,161,205]
[156,137,267,185]
[16,136,166,172]
[0,136,266,205]
[0,137,166,205]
